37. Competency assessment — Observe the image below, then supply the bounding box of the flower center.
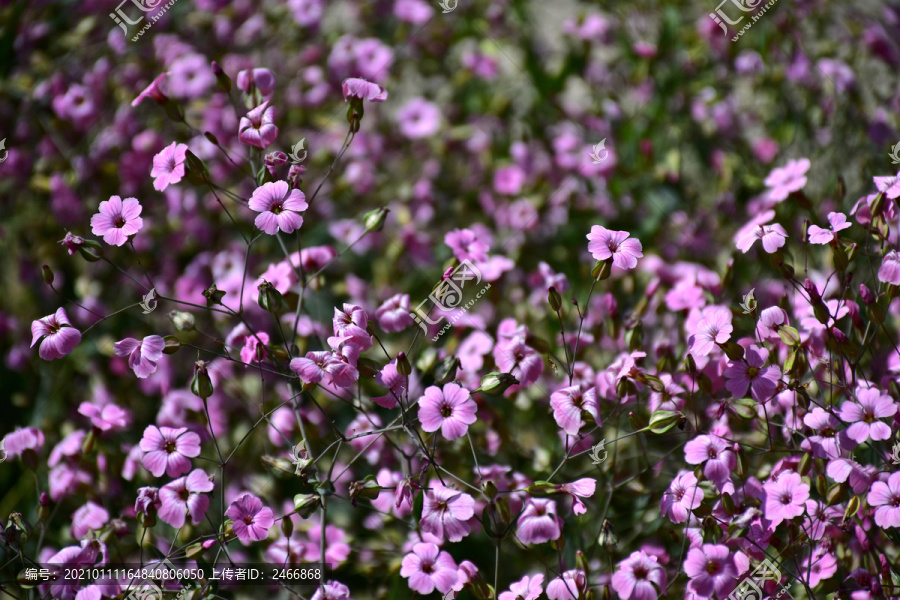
[607,240,619,252]
[440,403,453,418]
[707,447,718,459]
[179,488,190,501]
[165,441,177,454]
[747,367,759,378]
[243,516,253,525]
[706,561,721,575]
[272,202,283,215]
[781,493,792,505]
[114,215,126,228]
[421,561,434,574]
[633,565,649,580]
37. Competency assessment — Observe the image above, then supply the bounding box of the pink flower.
[59,232,85,255]
[445,228,490,263]
[724,344,781,402]
[248,181,308,235]
[420,485,475,542]
[612,551,667,600]
[494,164,527,195]
[587,225,643,269]
[239,101,278,149]
[493,339,544,389]
[341,77,388,102]
[550,385,600,436]
[499,574,545,600]
[418,383,477,440]
[237,68,276,98]
[689,305,733,357]
[77,402,130,432]
[31,308,82,360]
[132,73,169,107]
[139,425,201,477]
[838,386,897,443]
[157,469,214,528]
[2,427,45,457]
[735,219,788,253]
[558,478,596,515]
[868,472,900,528]
[311,581,351,600]
[517,498,562,544]
[660,471,703,524]
[239,330,270,364]
[375,294,414,332]
[372,360,407,409]
[878,251,900,285]
[400,542,458,595]
[874,172,900,199]
[756,306,790,341]
[150,142,188,191]
[546,570,587,600]
[71,501,109,539]
[114,335,165,378]
[225,493,275,543]
[683,544,737,598]
[807,212,851,244]
[764,158,810,202]
[801,408,852,460]
[90,196,144,246]
[684,435,735,486]
[398,97,441,139]
[763,471,810,526]
[290,351,356,388]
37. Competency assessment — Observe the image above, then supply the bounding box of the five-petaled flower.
[239,101,278,149]
[586,225,643,270]
[248,181,309,235]
[91,196,144,246]
[31,308,82,361]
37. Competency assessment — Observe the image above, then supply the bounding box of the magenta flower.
[397,97,441,139]
[151,142,188,191]
[688,306,733,357]
[132,73,169,107]
[807,212,851,244]
[801,408,852,460]
[756,306,790,341]
[587,225,643,270]
[31,308,82,360]
[612,550,667,600]
[420,485,475,542]
[660,471,703,524]
[724,344,781,402]
[868,472,900,528]
[239,330,270,364]
[71,501,109,539]
[341,77,388,102]
[59,232,85,255]
[445,228,490,263]
[311,581,351,600]
[248,181,308,235]
[684,435,735,486]
[135,487,160,516]
[874,172,900,198]
[375,294,414,332]
[417,383,477,440]
[493,338,544,388]
[878,251,900,285]
[225,493,275,543]
[499,574,544,600]
[735,219,788,253]
[517,498,562,544]
[763,471,810,526]
[683,544,737,598]
[558,478,596,515]
[400,542,459,595]
[239,101,278,149]
[764,158,810,202]
[157,469,214,528]
[2,427,45,458]
[546,570,587,600]
[550,385,600,436]
[90,196,144,246]
[140,425,201,477]
[237,68,276,98]
[838,386,897,443]
[77,402,130,432]
[114,335,165,379]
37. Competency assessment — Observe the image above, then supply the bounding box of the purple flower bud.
[804,278,822,304]
[860,283,876,306]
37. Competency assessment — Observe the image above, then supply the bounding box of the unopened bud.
[435,357,461,385]
[397,352,412,376]
[293,493,321,518]
[191,360,214,399]
[257,280,284,313]
[805,279,822,304]
[77,239,104,262]
[627,321,643,352]
[363,207,389,232]
[211,61,232,93]
[777,261,794,280]
[859,284,876,306]
[163,335,181,354]
[628,410,646,431]
[281,515,293,537]
[81,429,95,455]
[827,482,847,506]
[479,372,519,395]
[592,259,612,281]
[721,341,744,360]
[548,287,562,312]
[42,265,54,285]
[871,192,886,219]
[484,481,499,500]
[843,496,861,524]
[168,310,195,332]
[525,481,556,497]
[686,354,696,375]
[798,452,812,476]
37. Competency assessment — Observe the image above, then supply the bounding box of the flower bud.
[77,239,104,262]
[598,519,618,547]
[827,482,847,506]
[162,335,181,355]
[592,259,612,281]
[211,61,232,93]
[649,410,686,434]
[843,495,860,524]
[397,352,412,376]
[168,310,195,332]
[363,207,389,232]
[184,150,209,184]
[525,481,556,497]
[805,279,822,305]
[859,284,876,306]
[479,372,519,395]
[162,97,186,123]
[435,357,461,385]
[576,550,591,579]
[816,474,827,498]
[191,360,214,399]
[798,452,812,476]
[628,410,646,431]
[484,481,499,500]
[627,321,643,352]
[686,354,696,375]
[348,475,382,506]
[871,192,886,218]
[777,261,794,280]
[721,341,744,360]
[81,429,95,456]
[281,515,293,537]
[548,286,562,312]
[42,265,54,285]
[293,493,321,518]
[202,284,226,307]
[257,280,285,313]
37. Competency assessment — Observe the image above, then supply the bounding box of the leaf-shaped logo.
[589,139,609,164]
[288,138,307,164]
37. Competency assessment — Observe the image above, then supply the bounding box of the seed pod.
[42,265,54,285]
[548,286,562,312]
[191,361,214,399]
[257,280,284,313]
